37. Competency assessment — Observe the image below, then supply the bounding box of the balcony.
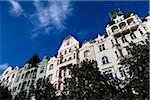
[57,59,78,68]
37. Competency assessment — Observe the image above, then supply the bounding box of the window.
[115,38,118,44]
[31,80,34,86]
[64,50,67,54]
[58,83,61,90]
[130,33,136,39]
[111,40,114,47]
[69,69,71,75]
[7,76,9,80]
[54,83,57,89]
[21,74,24,79]
[111,25,118,32]
[69,48,71,53]
[13,87,17,92]
[115,51,119,58]
[57,60,59,65]
[27,80,30,86]
[102,56,109,64]
[49,64,53,70]
[12,74,15,78]
[68,57,72,61]
[25,71,30,79]
[77,53,79,59]
[59,70,62,77]
[139,29,143,34]
[40,67,44,73]
[99,44,105,51]
[18,83,21,89]
[119,67,126,77]
[122,36,127,43]
[66,41,70,46]
[104,70,114,80]
[64,69,67,77]
[84,50,91,57]
[56,70,58,77]
[73,53,76,59]
[5,71,8,75]
[119,22,126,29]
[21,81,26,90]
[126,48,132,55]
[64,59,67,62]
[48,74,53,81]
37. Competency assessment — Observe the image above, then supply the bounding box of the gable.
[58,35,79,52]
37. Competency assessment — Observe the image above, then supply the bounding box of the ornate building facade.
[0,10,149,97]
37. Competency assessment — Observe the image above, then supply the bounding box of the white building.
[0,10,149,97]
[0,66,19,90]
[46,35,80,95]
[94,10,149,80]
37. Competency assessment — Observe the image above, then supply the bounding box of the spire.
[110,8,123,20]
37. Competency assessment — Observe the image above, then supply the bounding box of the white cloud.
[8,0,23,17]
[0,63,9,73]
[29,0,73,38]
[7,0,73,38]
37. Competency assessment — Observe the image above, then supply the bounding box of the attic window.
[67,41,70,46]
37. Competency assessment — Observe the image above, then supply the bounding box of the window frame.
[102,56,109,64]
[84,50,91,57]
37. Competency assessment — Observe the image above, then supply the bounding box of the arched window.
[84,50,91,57]
[127,18,134,25]
[102,56,109,64]
[111,25,118,32]
[119,22,126,29]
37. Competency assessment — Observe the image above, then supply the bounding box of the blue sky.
[0,0,149,73]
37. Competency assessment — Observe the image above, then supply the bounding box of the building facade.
[0,10,149,97]
[95,10,149,79]
[11,55,40,97]
[46,35,80,95]
[0,66,19,90]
